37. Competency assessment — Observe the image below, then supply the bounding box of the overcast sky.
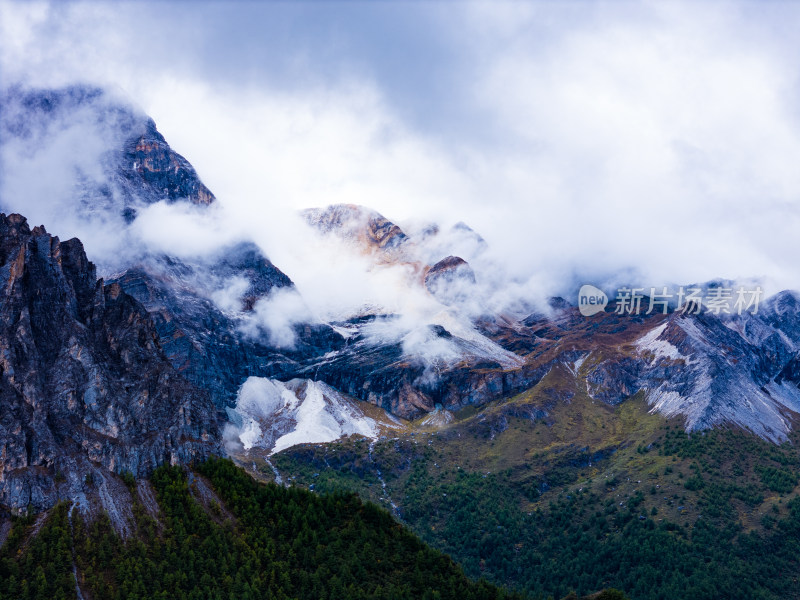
[3,0,800,297]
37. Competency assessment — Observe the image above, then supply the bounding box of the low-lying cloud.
[240,288,314,349]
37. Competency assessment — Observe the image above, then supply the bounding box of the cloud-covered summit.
[4,1,800,299]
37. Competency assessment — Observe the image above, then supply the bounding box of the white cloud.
[455,2,800,293]
[240,287,313,349]
[130,201,245,259]
[210,275,251,313]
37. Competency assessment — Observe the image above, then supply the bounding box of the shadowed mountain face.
[111,249,345,411]
[0,213,219,512]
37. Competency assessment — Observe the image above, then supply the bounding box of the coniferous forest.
[0,458,526,600]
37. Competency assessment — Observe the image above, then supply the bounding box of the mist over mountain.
[4,84,800,458]
[6,2,800,300]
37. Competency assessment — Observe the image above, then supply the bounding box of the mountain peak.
[123,117,215,208]
[1,84,216,226]
[301,203,408,251]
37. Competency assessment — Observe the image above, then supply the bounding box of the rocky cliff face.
[479,294,800,442]
[122,118,215,210]
[629,300,800,441]
[0,213,219,512]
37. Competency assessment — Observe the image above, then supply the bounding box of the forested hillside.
[0,458,525,600]
[273,392,800,600]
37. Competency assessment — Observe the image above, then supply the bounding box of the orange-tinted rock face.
[301,204,408,253]
[126,126,216,206]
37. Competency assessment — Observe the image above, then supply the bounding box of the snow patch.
[567,352,590,377]
[331,324,359,339]
[272,380,376,454]
[636,323,685,361]
[229,377,381,454]
[418,407,454,428]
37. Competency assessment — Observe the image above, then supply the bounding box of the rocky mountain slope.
[489,294,800,442]
[302,203,409,255]
[111,246,344,412]
[0,213,219,512]
[296,202,800,442]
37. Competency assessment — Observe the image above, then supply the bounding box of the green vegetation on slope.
[272,374,800,600]
[0,505,75,600]
[0,458,522,600]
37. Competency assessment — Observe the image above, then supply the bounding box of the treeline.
[0,504,74,600]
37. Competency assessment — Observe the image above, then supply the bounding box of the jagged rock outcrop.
[0,213,219,512]
[0,85,215,225]
[122,119,215,209]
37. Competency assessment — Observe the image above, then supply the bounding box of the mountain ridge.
[6,85,800,523]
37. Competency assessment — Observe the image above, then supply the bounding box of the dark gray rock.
[0,213,219,512]
[111,248,344,411]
